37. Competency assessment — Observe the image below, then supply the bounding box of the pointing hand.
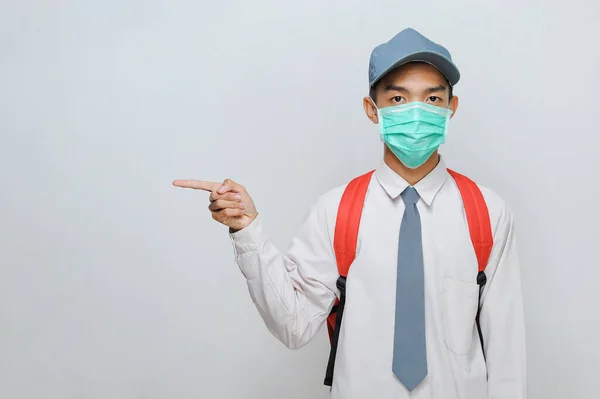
[173,178,258,231]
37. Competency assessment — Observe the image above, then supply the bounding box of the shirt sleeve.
[229,198,340,349]
[479,201,527,399]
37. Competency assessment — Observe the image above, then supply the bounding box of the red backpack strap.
[324,169,374,386]
[447,168,493,359]
[333,170,376,277]
[447,169,493,272]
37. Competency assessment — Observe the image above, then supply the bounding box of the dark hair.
[369,80,454,104]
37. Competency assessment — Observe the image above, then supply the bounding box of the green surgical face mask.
[375,101,453,169]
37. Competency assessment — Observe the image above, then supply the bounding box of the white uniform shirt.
[230,157,526,399]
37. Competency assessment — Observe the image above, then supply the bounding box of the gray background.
[1,0,599,398]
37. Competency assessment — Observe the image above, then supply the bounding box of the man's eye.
[392,96,404,103]
[428,96,440,102]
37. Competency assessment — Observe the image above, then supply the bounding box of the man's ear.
[449,95,459,119]
[363,97,379,124]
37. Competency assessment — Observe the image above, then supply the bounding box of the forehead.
[377,62,448,89]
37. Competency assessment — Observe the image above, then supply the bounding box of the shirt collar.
[374,156,449,206]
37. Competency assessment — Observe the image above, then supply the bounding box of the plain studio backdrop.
[1,1,599,398]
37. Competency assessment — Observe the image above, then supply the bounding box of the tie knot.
[401,187,420,205]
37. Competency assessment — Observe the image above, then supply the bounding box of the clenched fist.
[172,178,258,231]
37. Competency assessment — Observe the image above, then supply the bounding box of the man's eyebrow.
[383,84,448,94]
[384,84,409,93]
[425,85,447,94]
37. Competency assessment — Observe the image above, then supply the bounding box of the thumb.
[218,178,245,194]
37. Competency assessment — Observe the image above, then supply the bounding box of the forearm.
[231,215,338,349]
[480,209,527,398]
[483,290,526,398]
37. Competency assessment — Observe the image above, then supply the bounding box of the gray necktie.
[392,186,427,392]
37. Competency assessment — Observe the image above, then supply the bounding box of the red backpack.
[323,169,494,386]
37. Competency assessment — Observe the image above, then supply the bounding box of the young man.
[174,28,526,399]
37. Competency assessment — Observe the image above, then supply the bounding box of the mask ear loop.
[369,98,381,121]
[369,97,378,110]
[369,97,386,142]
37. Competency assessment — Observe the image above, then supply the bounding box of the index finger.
[172,180,220,192]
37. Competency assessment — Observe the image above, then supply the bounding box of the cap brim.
[370,51,460,88]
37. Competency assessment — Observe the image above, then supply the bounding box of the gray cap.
[368,28,460,88]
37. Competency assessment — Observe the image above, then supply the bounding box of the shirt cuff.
[229,213,266,254]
